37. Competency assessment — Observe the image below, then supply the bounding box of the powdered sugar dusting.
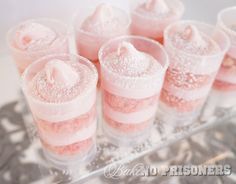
[29,60,95,103]
[170,24,220,55]
[14,22,58,51]
[103,42,161,77]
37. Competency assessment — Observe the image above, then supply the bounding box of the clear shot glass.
[159,20,230,126]
[99,35,169,146]
[21,54,98,168]
[212,7,236,108]
[7,18,69,75]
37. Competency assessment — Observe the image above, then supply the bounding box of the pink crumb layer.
[35,105,96,135]
[213,80,236,91]
[214,55,236,91]
[160,89,204,112]
[103,90,159,113]
[41,137,93,156]
[166,68,215,90]
[104,114,152,133]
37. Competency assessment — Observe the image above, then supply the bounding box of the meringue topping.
[181,25,207,48]
[144,0,170,14]
[104,42,161,77]
[45,59,78,88]
[14,22,57,51]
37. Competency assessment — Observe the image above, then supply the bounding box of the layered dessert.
[212,7,236,107]
[22,54,98,165]
[74,3,130,79]
[160,21,229,124]
[7,19,69,74]
[214,56,236,91]
[99,36,168,145]
[131,0,184,43]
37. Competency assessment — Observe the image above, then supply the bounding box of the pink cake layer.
[104,114,152,133]
[41,137,93,156]
[103,90,159,113]
[160,89,204,112]
[214,55,236,91]
[165,67,215,90]
[35,105,96,134]
[213,80,236,91]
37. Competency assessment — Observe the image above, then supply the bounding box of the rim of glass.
[21,53,98,106]
[99,35,169,80]
[73,5,131,40]
[131,0,185,21]
[217,6,236,37]
[164,20,230,58]
[6,18,69,54]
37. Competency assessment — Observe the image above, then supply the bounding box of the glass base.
[102,119,152,147]
[210,89,236,108]
[158,102,201,127]
[43,141,97,170]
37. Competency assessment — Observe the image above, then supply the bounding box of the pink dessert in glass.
[159,21,230,125]
[74,3,131,80]
[21,54,98,166]
[212,7,236,107]
[7,19,69,75]
[131,0,184,43]
[99,36,169,146]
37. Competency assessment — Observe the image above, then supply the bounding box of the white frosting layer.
[102,77,162,99]
[103,102,157,123]
[29,88,96,122]
[38,119,97,146]
[163,82,211,100]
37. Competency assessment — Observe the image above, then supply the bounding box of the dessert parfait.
[21,54,98,167]
[99,36,168,146]
[131,0,184,43]
[74,3,131,77]
[159,21,230,125]
[7,19,69,74]
[212,7,236,108]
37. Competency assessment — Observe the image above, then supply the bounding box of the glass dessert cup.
[130,0,184,43]
[74,3,131,81]
[211,7,236,108]
[99,35,169,146]
[7,18,69,75]
[21,54,98,168]
[159,20,230,126]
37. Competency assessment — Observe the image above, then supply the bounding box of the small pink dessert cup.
[99,35,169,146]
[212,7,236,108]
[7,18,69,75]
[21,54,98,167]
[74,3,131,79]
[159,20,230,126]
[130,0,184,43]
